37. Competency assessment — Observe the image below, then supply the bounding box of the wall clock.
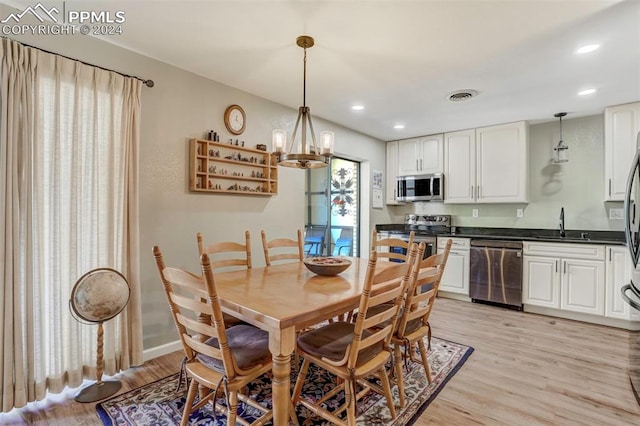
[224,104,246,135]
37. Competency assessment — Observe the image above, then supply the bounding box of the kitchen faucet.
[559,207,565,238]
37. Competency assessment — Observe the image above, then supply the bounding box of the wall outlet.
[472,208,479,218]
[516,208,524,218]
[609,208,624,220]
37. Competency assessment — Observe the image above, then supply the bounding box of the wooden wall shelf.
[189,138,277,196]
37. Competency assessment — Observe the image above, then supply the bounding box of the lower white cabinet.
[523,242,605,316]
[523,256,560,308]
[605,245,640,320]
[561,258,605,315]
[437,237,470,295]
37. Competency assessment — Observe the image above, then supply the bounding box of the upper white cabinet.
[445,121,529,204]
[385,141,403,205]
[398,134,443,176]
[604,102,640,201]
[444,129,476,203]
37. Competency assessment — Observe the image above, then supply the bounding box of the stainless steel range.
[403,214,452,259]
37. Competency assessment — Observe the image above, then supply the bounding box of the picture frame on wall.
[372,170,383,208]
[372,170,383,190]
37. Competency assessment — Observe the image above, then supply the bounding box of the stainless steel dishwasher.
[469,240,523,309]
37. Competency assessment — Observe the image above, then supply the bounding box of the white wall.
[391,114,624,231]
[3,4,393,349]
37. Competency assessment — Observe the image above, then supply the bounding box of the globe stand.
[69,268,130,403]
[74,322,122,402]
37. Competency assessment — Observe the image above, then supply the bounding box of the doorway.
[305,157,360,257]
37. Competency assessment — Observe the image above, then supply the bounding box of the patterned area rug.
[97,337,473,425]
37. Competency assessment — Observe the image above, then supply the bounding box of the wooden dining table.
[212,257,398,426]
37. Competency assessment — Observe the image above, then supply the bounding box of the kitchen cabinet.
[437,237,470,295]
[444,121,528,204]
[523,256,560,308]
[523,242,605,316]
[444,129,476,203]
[385,141,403,205]
[398,134,443,176]
[605,245,640,320]
[604,102,640,201]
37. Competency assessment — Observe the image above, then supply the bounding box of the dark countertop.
[375,224,626,246]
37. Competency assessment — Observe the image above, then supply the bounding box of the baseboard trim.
[437,291,471,302]
[524,305,640,330]
[143,340,182,362]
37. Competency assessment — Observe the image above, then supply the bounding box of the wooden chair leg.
[181,379,198,426]
[379,367,397,419]
[227,390,239,426]
[417,339,432,384]
[289,398,299,425]
[345,379,356,426]
[394,344,406,408]
[292,357,310,404]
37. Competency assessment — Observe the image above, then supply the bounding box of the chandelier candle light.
[273,35,334,169]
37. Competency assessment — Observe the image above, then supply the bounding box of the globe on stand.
[69,268,130,403]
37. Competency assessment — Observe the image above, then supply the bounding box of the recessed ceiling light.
[578,88,597,96]
[351,105,364,111]
[576,44,600,54]
[394,124,405,130]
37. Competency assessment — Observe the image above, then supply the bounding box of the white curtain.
[0,38,143,411]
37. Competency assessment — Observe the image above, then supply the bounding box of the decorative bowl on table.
[303,257,352,276]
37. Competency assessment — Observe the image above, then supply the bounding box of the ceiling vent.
[447,90,478,102]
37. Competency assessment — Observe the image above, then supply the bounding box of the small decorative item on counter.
[256,144,267,151]
[241,141,245,147]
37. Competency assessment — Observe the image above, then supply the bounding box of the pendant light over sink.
[272,35,334,169]
[553,112,569,163]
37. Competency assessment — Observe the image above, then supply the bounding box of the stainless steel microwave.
[396,173,444,202]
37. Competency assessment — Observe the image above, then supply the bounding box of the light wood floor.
[3,298,639,425]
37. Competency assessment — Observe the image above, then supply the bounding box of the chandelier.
[272,35,334,169]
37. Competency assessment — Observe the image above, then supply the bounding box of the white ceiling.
[7,0,640,140]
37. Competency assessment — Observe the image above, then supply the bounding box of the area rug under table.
[97,336,473,425]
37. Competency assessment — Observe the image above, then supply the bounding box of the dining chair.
[332,227,354,256]
[196,231,252,327]
[260,229,304,266]
[371,229,415,262]
[153,246,296,426]
[196,230,252,270]
[291,244,418,426]
[304,225,326,256]
[392,239,452,408]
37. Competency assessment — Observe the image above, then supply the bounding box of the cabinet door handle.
[477,185,481,199]
[555,260,558,273]
[416,159,419,170]
[563,261,567,274]
[420,158,423,170]
[609,178,612,197]
[471,185,474,198]
[609,248,612,262]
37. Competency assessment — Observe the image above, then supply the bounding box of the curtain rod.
[3,37,154,87]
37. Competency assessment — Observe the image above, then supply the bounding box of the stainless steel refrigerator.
[622,131,640,405]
